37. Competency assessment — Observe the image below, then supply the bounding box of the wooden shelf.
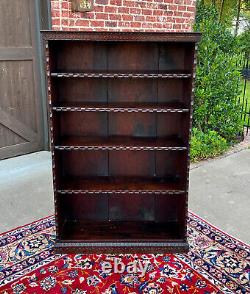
[52,102,189,113]
[60,220,184,241]
[54,136,187,151]
[57,176,185,194]
[50,70,192,79]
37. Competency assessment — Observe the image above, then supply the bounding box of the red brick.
[52,18,60,26]
[123,1,135,7]
[69,19,75,26]
[153,22,163,28]
[131,22,142,28]
[51,1,60,10]
[51,10,60,17]
[110,0,122,5]
[134,15,145,21]
[187,6,196,12]
[61,1,69,9]
[173,23,182,29]
[146,16,156,22]
[50,0,196,32]
[62,10,69,17]
[94,6,104,12]
[95,13,109,20]
[130,8,142,14]
[95,0,109,4]
[118,21,131,27]
[178,5,187,11]
[122,14,133,21]
[75,19,90,26]
[142,9,152,15]
[118,7,130,13]
[104,6,117,13]
[90,20,105,27]
[61,19,68,26]
[153,10,164,16]
[142,22,153,28]
[109,14,122,20]
[159,4,168,10]
[105,21,118,27]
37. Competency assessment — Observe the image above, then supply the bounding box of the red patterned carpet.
[0,212,249,293]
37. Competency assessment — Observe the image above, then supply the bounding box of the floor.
[0,150,249,244]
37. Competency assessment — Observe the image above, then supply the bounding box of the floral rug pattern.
[0,212,249,293]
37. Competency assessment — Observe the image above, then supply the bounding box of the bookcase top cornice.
[41,30,201,43]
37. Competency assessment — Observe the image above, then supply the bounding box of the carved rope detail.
[57,190,185,195]
[56,242,188,247]
[54,146,187,151]
[52,107,189,113]
[51,72,192,79]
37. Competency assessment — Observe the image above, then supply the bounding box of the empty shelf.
[60,220,184,241]
[54,136,187,151]
[57,176,186,194]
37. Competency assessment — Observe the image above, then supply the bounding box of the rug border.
[188,210,250,249]
[0,214,54,238]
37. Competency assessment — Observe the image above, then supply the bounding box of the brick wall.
[51,0,196,32]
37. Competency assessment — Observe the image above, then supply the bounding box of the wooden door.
[0,0,45,159]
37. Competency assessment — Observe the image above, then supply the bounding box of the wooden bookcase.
[42,31,200,253]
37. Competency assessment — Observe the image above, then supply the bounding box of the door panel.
[0,0,44,159]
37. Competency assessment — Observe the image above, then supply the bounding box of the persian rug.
[0,212,249,294]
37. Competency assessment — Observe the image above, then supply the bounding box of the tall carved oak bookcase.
[42,31,200,253]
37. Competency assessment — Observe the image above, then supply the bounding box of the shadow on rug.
[0,212,249,293]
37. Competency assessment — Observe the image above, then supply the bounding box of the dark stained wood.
[43,31,200,253]
[57,176,185,193]
[42,31,201,43]
[0,0,44,159]
[52,101,189,112]
[54,242,189,254]
[55,135,186,150]
[61,220,183,240]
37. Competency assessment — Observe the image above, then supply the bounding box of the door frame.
[36,0,52,151]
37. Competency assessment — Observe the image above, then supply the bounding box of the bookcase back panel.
[109,150,155,177]
[59,194,109,221]
[109,112,156,137]
[109,150,185,180]
[155,151,187,179]
[52,41,107,71]
[158,79,187,105]
[158,43,194,71]
[108,79,157,103]
[156,113,187,138]
[109,194,155,221]
[59,112,108,137]
[159,44,184,70]
[55,78,108,103]
[108,42,158,71]
[155,195,186,226]
[61,151,109,177]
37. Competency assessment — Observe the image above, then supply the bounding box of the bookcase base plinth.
[54,240,189,254]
